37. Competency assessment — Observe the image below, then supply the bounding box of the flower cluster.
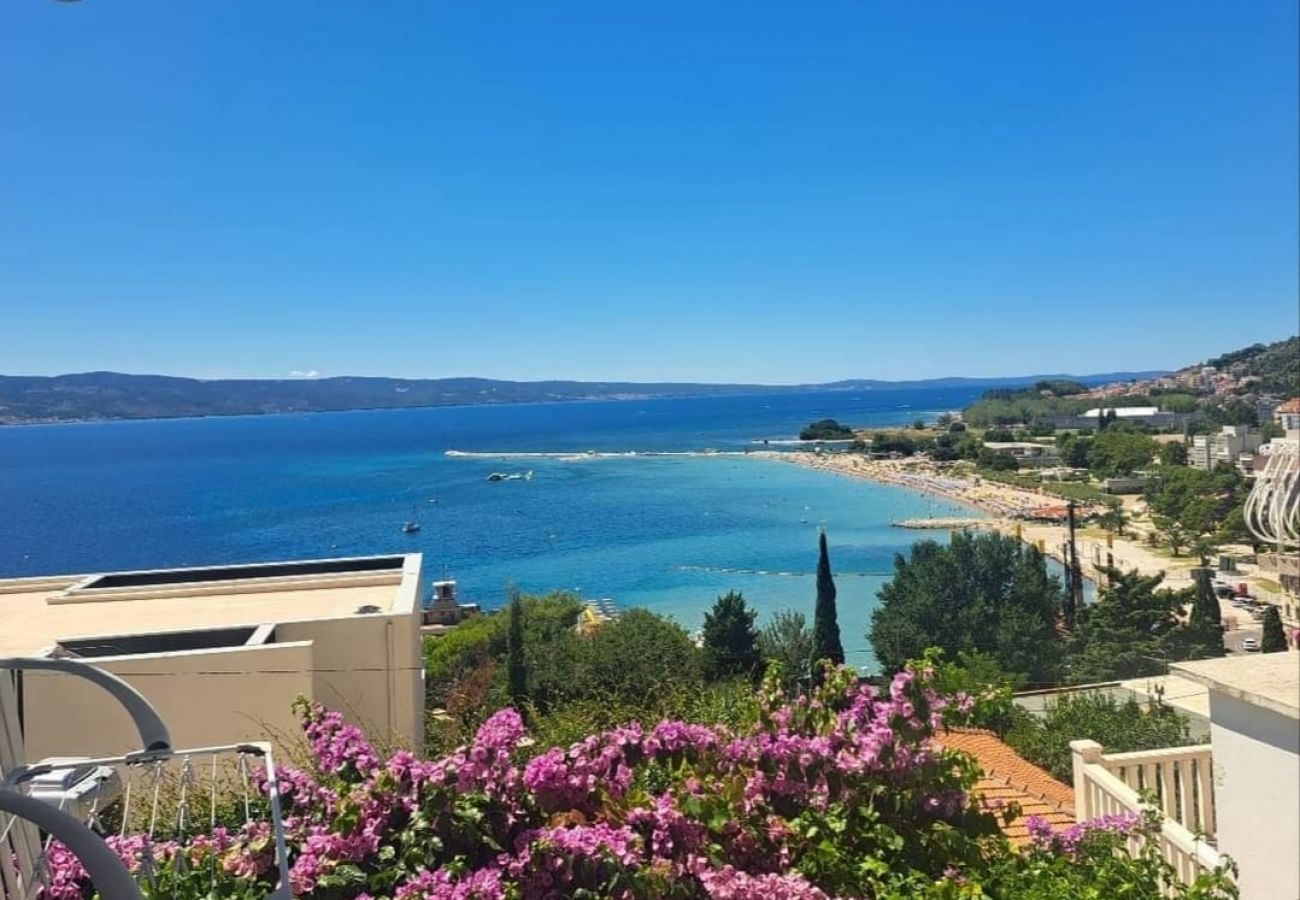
[34,662,1219,900]
[1025,810,1144,859]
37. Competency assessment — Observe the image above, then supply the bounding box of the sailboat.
[402,502,421,534]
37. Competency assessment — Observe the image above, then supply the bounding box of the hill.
[1204,336,1299,395]
[0,370,1164,425]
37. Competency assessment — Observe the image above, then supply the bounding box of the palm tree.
[1099,505,1128,538]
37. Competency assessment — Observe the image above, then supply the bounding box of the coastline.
[747,451,1205,591]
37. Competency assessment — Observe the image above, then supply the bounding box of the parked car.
[1241,637,1260,652]
[1215,585,1236,599]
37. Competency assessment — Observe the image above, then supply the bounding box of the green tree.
[800,418,854,440]
[1089,430,1157,477]
[1146,464,1247,539]
[1098,505,1128,538]
[812,531,845,669]
[870,531,1066,683]
[1154,515,1189,557]
[977,449,1018,471]
[576,608,702,704]
[1005,692,1193,782]
[1261,605,1288,652]
[1176,569,1225,660]
[701,590,760,681]
[506,594,527,709]
[1068,568,1185,683]
[758,609,814,694]
[1058,433,1093,469]
[1159,442,1189,467]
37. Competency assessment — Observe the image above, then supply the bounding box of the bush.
[35,668,1236,900]
[1005,692,1192,782]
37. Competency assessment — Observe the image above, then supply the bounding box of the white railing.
[1072,739,1224,890]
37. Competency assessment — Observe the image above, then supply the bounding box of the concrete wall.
[20,642,315,761]
[1208,691,1300,900]
[278,611,424,751]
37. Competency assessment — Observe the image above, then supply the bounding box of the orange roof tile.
[936,727,1075,846]
[1278,398,1300,414]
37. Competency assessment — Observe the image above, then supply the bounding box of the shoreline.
[443,446,1209,594]
[746,451,1204,590]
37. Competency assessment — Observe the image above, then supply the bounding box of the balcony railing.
[1071,739,1224,890]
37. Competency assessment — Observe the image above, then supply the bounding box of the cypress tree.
[507,594,527,708]
[1260,605,1288,653]
[1185,569,1225,658]
[812,531,845,671]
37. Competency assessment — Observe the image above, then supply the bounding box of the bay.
[0,387,992,670]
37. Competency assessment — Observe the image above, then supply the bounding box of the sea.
[0,386,1047,671]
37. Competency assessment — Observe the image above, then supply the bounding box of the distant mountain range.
[0,370,1170,425]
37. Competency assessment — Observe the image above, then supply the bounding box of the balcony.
[1071,739,1224,889]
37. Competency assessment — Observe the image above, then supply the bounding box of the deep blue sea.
[0,387,997,670]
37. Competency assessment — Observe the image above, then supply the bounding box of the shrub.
[37,667,1234,900]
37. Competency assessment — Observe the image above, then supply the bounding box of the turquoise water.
[0,388,990,670]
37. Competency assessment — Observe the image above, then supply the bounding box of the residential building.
[0,554,426,761]
[1174,655,1299,900]
[1054,407,1178,430]
[981,441,1060,466]
[1187,426,1263,472]
[937,727,1075,846]
[1071,653,1299,898]
[1099,475,1153,494]
[1274,397,1300,433]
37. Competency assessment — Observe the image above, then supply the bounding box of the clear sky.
[2,1,1296,384]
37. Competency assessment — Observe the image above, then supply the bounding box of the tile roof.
[1277,398,1300,414]
[936,727,1075,845]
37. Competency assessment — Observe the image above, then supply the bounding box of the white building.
[0,554,427,760]
[1274,398,1300,434]
[981,441,1060,465]
[1188,426,1263,472]
[1072,653,1299,896]
[1081,406,1176,429]
[1173,654,1299,900]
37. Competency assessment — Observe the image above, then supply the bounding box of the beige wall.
[21,643,315,761]
[277,611,424,752]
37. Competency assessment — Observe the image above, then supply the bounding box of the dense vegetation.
[1205,335,1300,395]
[799,418,855,440]
[1005,692,1193,782]
[40,664,1237,899]
[869,532,1233,688]
[871,532,1065,684]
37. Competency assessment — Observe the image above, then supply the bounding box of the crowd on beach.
[751,451,1053,520]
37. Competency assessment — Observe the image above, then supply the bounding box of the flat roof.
[0,554,422,658]
[1172,654,1300,720]
[1083,407,1162,417]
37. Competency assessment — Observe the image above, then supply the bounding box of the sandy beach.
[749,451,1205,588]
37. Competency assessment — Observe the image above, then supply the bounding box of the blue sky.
[1,1,1296,383]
